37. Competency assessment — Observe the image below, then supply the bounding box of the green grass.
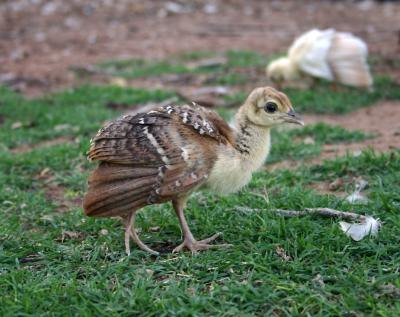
[98,50,271,73]
[287,76,400,114]
[1,50,400,316]
[225,76,400,114]
[97,50,400,114]
[99,59,191,79]
[225,50,274,68]
[206,72,250,85]
[96,50,273,84]
[293,122,373,143]
[0,85,175,149]
[267,122,372,164]
[1,143,399,316]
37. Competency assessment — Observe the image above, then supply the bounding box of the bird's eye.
[264,102,277,113]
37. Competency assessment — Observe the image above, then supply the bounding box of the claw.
[172,198,231,254]
[172,232,231,254]
[198,232,222,244]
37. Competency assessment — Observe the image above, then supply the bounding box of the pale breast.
[205,138,271,195]
[205,153,252,195]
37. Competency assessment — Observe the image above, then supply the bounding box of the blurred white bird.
[267,29,373,90]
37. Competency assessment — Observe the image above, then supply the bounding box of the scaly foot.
[172,232,232,253]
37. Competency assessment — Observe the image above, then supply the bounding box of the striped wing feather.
[83,104,232,217]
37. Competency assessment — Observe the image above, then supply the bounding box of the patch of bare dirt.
[35,167,82,213]
[307,177,354,197]
[305,100,400,152]
[268,101,400,170]
[307,176,371,200]
[10,135,74,154]
[1,0,399,96]
[152,242,178,254]
[305,101,400,146]
[308,181,339,196]
[44,183,82,213]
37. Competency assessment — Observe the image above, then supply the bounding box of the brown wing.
[83,104,233,217]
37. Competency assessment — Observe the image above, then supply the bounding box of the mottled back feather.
[83,103,234,217]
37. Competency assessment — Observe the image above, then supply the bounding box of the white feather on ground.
[236,207,382,241]
[267,28,373,89]
[339,216,381,241]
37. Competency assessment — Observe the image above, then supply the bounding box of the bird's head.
[240,86,304,128]
[266,57,296,84]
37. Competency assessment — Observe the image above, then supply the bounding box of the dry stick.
[235,206,368,222]
[274,208,367,221]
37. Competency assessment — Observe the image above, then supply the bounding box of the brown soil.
[305,101,400,152]
[268,100,400,171]
[1,0,400,96]
[305,100,400,158]
[44,183,83,213]
[35,167,82,212]
[44,181,82,212]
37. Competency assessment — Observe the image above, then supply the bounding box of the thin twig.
[274,208,366,221]
[234,206,367,221]
[236,206,380,240]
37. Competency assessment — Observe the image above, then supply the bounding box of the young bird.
[83,87,303,255]
[267,29,373,90]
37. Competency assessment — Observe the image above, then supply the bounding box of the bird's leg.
[124,214,132,256]
[172,198,231,253]
[123,212,160,256]
[330,82,339,92]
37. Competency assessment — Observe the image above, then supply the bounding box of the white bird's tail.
[328,32,373,89]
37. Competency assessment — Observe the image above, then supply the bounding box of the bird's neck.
[233,113,271,166]
[204,111,272,195]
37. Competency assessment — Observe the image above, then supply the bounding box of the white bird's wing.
[328,32,373,88]
[288,29,336,80]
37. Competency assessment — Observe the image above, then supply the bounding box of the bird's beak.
[284,109,304,126]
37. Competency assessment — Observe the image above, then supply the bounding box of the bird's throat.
[234,116,271,162]
[205,118,271,195]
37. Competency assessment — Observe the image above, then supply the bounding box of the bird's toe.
[198,232,223,244]
[172,233,231,254]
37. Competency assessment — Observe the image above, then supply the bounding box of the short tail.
[83,163,157,217]
[329,33,373,88]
